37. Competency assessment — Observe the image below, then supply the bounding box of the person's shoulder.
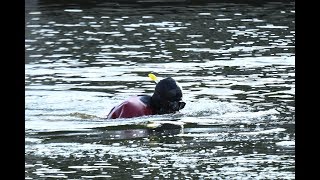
[137,95,151,106]
[116,95,151,108]
[122,96,142,107]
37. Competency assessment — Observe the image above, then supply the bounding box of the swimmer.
[106,75,186,119]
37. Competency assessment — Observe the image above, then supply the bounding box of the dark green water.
[25,0,295,179]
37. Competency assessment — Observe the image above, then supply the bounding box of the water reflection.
[25,0,295,179]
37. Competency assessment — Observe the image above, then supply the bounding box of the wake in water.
[69,99,279,124]
[25,99,291,160]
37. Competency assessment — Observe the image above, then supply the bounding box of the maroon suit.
[107,96,154,119]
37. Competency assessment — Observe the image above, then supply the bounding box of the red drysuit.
[107,96,154,119]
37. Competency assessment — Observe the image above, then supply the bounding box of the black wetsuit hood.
[150,77,185,114]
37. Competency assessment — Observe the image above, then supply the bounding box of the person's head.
[151,77,186,114]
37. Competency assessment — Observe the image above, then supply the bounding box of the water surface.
[25,0,295,179]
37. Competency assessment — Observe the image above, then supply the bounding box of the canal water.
[25,0,295,179]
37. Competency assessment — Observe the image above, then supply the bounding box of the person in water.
[106,77,186,119]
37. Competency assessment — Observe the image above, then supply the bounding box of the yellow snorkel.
[148,73,159,84]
